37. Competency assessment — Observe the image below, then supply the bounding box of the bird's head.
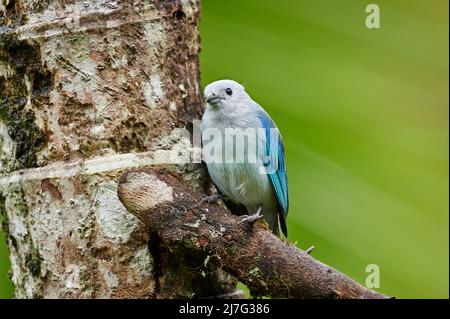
[204,79,250,110]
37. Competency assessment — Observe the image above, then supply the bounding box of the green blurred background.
[199,0,448,298]
[1,0,448,298]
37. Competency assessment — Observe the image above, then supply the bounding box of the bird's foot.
[305,246,315,254]
[238,207,264,225]
[200,194,226,204]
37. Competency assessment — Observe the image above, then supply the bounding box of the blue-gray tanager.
[200,80,288,237]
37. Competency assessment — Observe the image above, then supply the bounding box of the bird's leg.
[238,207,264,225]
[200,194,227,204]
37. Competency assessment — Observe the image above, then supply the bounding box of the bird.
[200,79,288,237]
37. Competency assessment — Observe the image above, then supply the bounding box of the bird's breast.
[201,115,273,208]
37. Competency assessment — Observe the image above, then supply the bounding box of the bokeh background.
[1,0,448,298]
[199,0,448,298]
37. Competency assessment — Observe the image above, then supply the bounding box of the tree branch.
[117,168,388,299]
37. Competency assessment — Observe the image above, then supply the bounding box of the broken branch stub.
[117,168,388,299]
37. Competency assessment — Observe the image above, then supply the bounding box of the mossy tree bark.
[0,0,237,298]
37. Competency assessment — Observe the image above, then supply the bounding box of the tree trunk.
[0,0,236,298]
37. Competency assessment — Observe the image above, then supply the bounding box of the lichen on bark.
[0,34,48,169]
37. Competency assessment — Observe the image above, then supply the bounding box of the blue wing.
[258,113,289,237]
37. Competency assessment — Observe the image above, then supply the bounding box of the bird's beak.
[206,95,225,105]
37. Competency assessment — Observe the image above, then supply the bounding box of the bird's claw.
[238,208,264,225]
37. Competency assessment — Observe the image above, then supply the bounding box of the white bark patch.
[0,60,15,78]
[28,179,86,257]
[169,128,192,164]
[143,75,164,108]
[23,74,33,112]
[90,124,106,137]
[152,127,192,164]
[59,54,99,103]
[180,0,195,18]
[178,83,187,98]
[184,220,200,228]
[10,215,28,239]
[94,181,139,243]
[91,93,110,113]
[65,264,81,289]
[210,225,226,238]
[0,121,17,173]
[143,21,166,57]
[129,247,153,283]
[169,102,177,111]
[83,152,154,175]
[98,261,119,289]
[9,253,22,291]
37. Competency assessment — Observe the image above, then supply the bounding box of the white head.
[204,80,251,111]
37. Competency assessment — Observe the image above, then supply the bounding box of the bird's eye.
[225,88,233,96]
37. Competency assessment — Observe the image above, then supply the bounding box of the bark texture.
[118,168,388,299]
[0,0,237,298]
